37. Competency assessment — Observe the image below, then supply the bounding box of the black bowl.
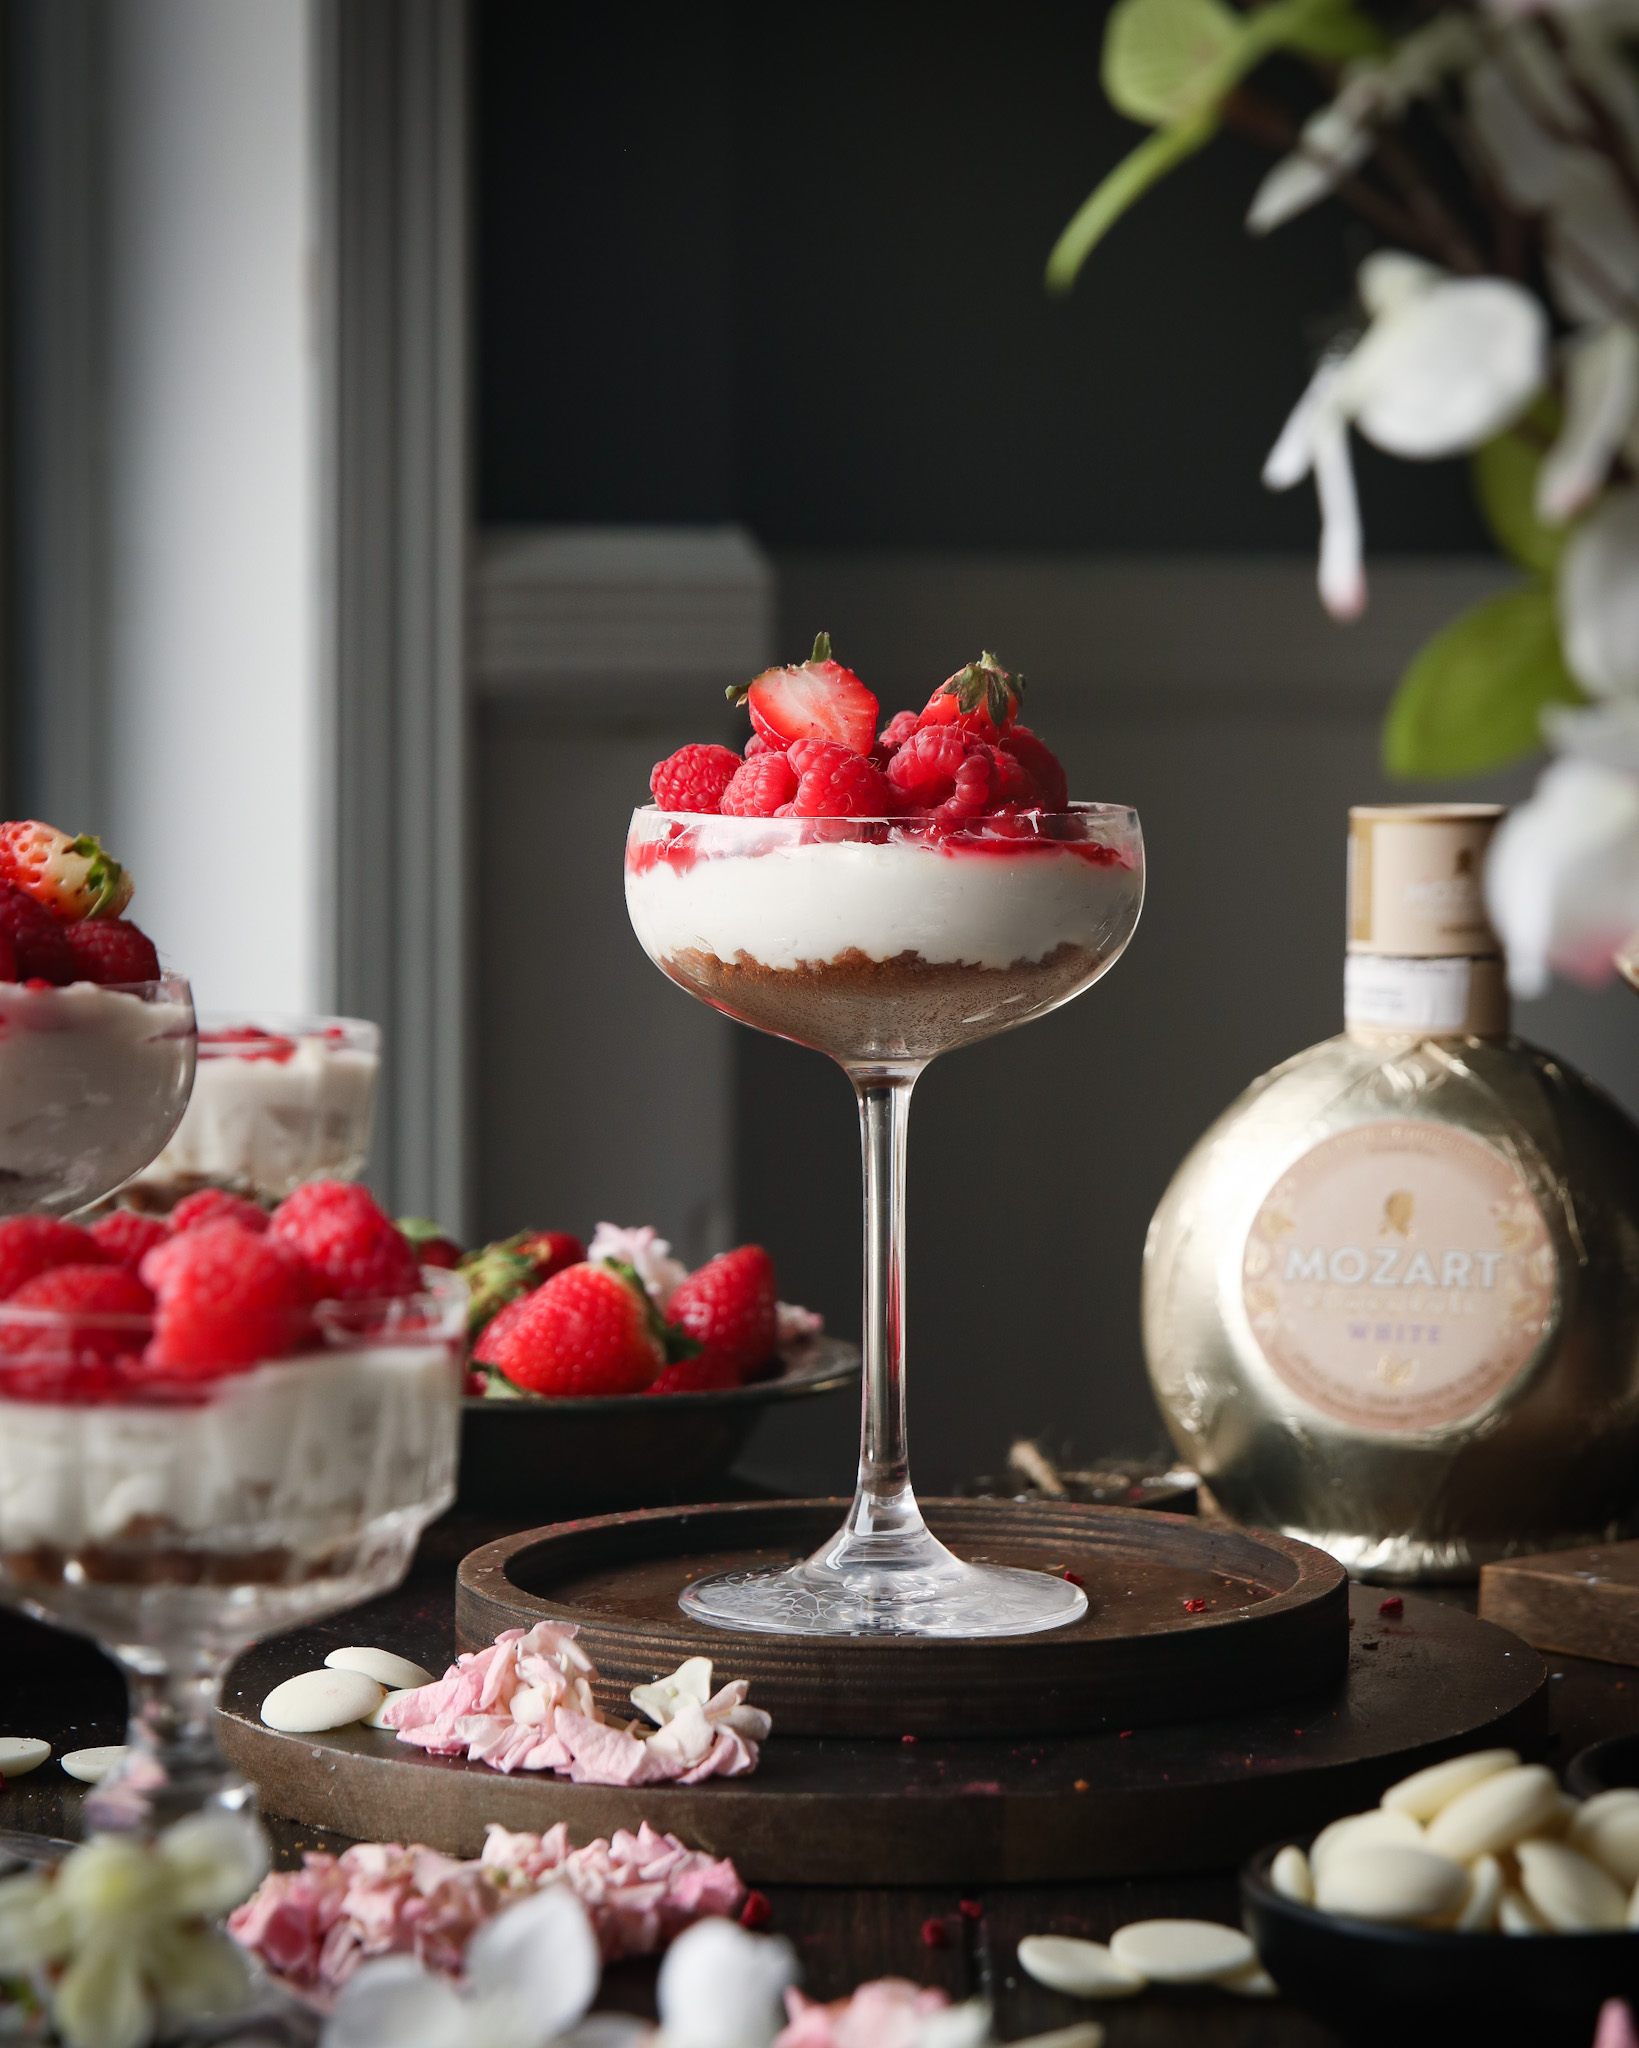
[455,1335,859,1519]
[1242,1840,1639,2048]
[1569,1736,1639,1801]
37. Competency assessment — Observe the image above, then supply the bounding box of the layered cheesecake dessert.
[133,1017,379,1207]
[0,1184,461,1655]
[625,644,1142,1063]
[0,821,195,1212]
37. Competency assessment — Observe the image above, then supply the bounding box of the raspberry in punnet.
[650,744,743,814]
[61,917,161,986]
[0,1217,108,1300]
[666,1245,778,1384]
[0,822,133,922]
[89,1209,172,1274]
[0,886,75,985]
[139,1223,315,1377]
[728,633,878,755]
[171,1188,270,1236]
[720,751,798,817]
[473,1261,666,1396]
[269,1181,421,1301]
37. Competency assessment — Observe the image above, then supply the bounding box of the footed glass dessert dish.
[626,804,1144,1635]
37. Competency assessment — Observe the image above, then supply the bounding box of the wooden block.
[1479,1541,1639,1666]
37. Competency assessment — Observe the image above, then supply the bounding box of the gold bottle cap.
[1347,805,1503,959]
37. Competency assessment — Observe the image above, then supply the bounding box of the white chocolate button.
[0,1738,50,1777]
[1570,1799,1639,1888]
[1270,1845,1312,1905]
[1218,1964,1278,1998]
[1499,1889,1546,1935]
[1456,1854,1503,1932]
[1424,1765,1560,1862]
[60,1746,126,1785]
[261,1669,384,1733]
[364,1690,409,1731]
[1310,1808,1422,1874]
[1016,1936,1145,1999]
[325,1647,434,1691]
[1516,1840,1627,1931]
[1571,1789,1639,1837]
[1381,1749,1519,1822]
[1313,1845,1468,1925]
[1108,1920,1254,1985]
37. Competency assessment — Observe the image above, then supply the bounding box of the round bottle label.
[1240,1120,1556,1433]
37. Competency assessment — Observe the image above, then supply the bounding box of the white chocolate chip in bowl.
[1380,1748,1519,1822]
[0,1738,50,1777]
[1270,1844,1312,1905]
[1570,1794,1639,1888]
[1107,1919,1254,1985]
[261,1669,385,1734]
[1424,1764,1561,1862]
[1309,1807,1423,1875]
[1455,1853,1504,1932]
[1016,1936,1145,1999]
[1515,1840,1627,1931]
[324,1646,434,1691]
[1311,1844,1469,1925]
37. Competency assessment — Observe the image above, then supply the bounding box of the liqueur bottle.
[1143,804,1639,1580]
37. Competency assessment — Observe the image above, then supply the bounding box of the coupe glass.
[626,804,1144,1636]
[130,1013,379,1209]
[0,1271,464,1829]
[0,974,196,1216]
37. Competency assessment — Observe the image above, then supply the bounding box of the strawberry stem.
[941,651,1024,728]
[810,631,833,663]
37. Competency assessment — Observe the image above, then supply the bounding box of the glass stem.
[838,1065,927,1552]
[86,1648,252,1834]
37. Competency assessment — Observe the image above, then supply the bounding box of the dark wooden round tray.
[454,1498,1349,1737]
[217,1585,1547,1885]
[455,1337,858,1518]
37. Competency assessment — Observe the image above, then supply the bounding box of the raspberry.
[996,727,1069,812]
[665,1245,778,1384]
[138,1223,314,1378]
[984,743,1045,810]
[0,886,74,985]
[787,744,891,818]
[88,1209,172,1274]
[171,1188,270,1235]
[473,1262,665,1396]
[0,1217,107,1300]
[3,1263,153,1356]
[871,710,921,768]
[62,918,161,986]
[720,752,798,817]
[650,744,743,814]
[744,734,772,758]
[269,1181,422,1301]
[887,727,996,821]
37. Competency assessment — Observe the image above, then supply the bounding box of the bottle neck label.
[1241,1119,1556,1434]
[1344,955,1509,1040]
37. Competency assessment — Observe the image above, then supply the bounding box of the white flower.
[656,1918,797,2048]
[1537,323,1639,523]
[323,1886,624,2048]
[586,1225,689,1310]
[0,1814,268,2048]
[1559,486,1639,692]
[1265,256,1548,617]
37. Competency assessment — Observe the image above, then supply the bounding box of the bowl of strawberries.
[443,1220,859,1518]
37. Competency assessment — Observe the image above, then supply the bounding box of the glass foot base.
[679,1523,1088,1638]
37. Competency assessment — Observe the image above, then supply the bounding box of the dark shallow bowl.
[1569,1734,1639,1800]
[1242,1840,1639,2048]
[455,1335,858,1519]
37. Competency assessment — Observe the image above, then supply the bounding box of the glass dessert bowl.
[131,1013,379,1209]
[626,802,1144,1636]
[0,1217,463,1829]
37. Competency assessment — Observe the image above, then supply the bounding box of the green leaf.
[1046,111,1218,292]
[1102,0,1244,123]
[1281,2,1387,61]
[1471,399,1565,575]
[1382,585,1585,780]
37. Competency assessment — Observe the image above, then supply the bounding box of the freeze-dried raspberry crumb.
[920,1918,948,1949]
[1378,1595,1404,1618]
[739,1890,773,1930]
[958,1898,983,1920]
[1183,1597,1207,1613]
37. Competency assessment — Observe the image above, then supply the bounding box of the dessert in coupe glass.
[132,1014,380,1208]
[626,641,1143,1637]
[0,1182,463,1828]
[0,822,195,1215]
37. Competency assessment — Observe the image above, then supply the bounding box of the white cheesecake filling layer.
[140,1038,378,1195]
[625,838,1132,972]
[0,1345,458,1555]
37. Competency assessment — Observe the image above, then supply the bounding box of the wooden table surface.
[4,1511,1637,2048]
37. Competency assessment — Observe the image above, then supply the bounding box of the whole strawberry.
[0,823,133,921]
[516,1230,585,1284]
[917,652,1023,741]
[650,744,743,814]
[171,1188,269,1235]
[88,1209,172,1274]
[269,1181,422,1300]
[0,885,75,984]
[62,918,161,986]
[398,1217,464,1270]
[0,1217,108,1299]
[139,1223,314,1377]
[665,1245,778,1385]
[729,633,879,755]
[473,1260,666,1396]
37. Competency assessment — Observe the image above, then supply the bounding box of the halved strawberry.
[918,652,1024,740]
[0,823,133,921]
[729,634,878,755]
